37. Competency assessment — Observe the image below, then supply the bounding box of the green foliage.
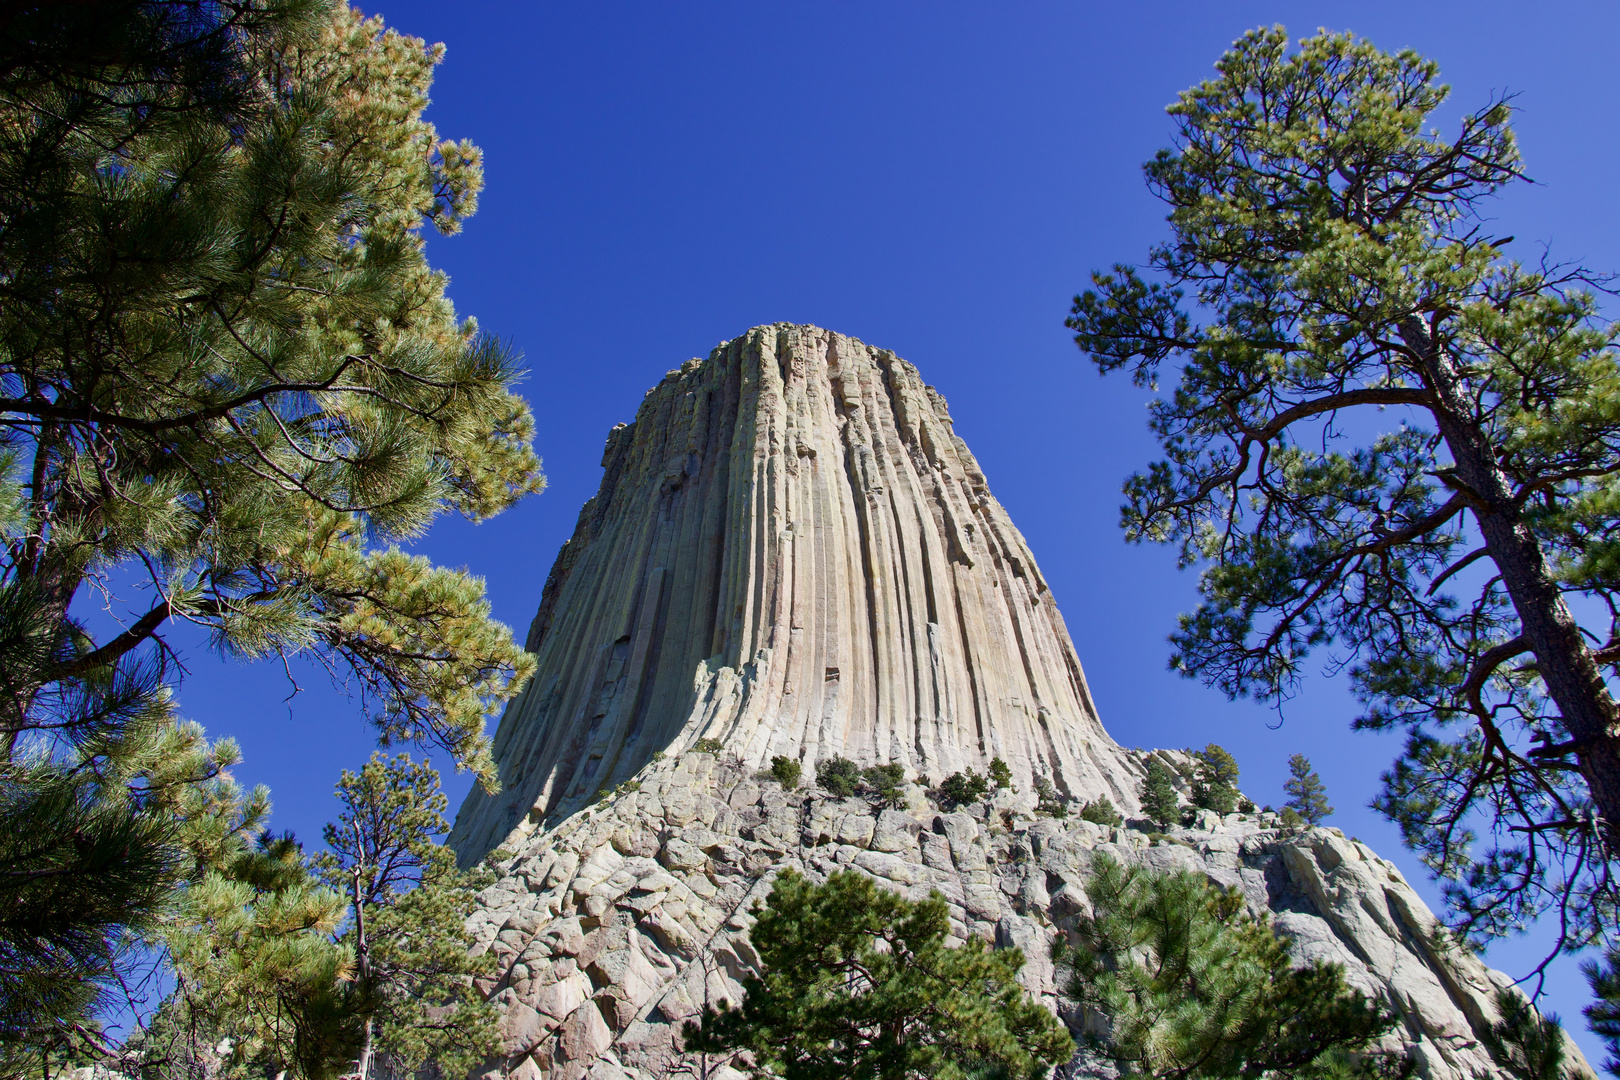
[313,754,498,1079]
[817,756,862,798]
[0,0,539,1048]
[1582,945,1620,1076]
[693,738,726,755]
[770,755,803,790]
[1057,855,1400,1078]
[1032,775,1067,818]
[1279,807,1306,832]
[157,754,496,1080]
[0,0,540,782]
[1284,754,1335,826]
[939,770,992,809]
[1191,744,1241,816]
[1139,758,1180,829]
[1067,24,1620,953]
[161,788,354,1079]
[989,757,1013,789]
[1479,988,1584,1080]
[861,763,907,809]
[1080,797,1124,828]
[682,869,1073,1079]
[0,717,247,1071]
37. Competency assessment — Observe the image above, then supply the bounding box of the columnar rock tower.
[456,327,1588,1080]
[452,324,1137,859]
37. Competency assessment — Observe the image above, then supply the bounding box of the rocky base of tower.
[466,749,1587,1080]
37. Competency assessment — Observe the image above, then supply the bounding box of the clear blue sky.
[162,1,1620,1057]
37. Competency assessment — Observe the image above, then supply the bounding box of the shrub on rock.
[770,756,802,790]
[817,756,862,798]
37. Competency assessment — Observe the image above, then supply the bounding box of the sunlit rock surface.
[453,325,1136,860]
[456,327,1587,1080]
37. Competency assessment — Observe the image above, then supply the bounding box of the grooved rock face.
[454,327,1589,1080]
[453,325,1137,861]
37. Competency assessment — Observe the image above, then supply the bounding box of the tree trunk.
[352,859,374,1080]
[1404,318,1620,857]
[4,424,95,760]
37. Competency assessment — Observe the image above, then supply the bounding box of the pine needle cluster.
[1057,854,1401,1079]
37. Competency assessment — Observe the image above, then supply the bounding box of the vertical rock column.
[452,325,1139,861]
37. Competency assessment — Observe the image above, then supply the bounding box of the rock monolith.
[454,326,1590,1080]
[453,324,1137,859]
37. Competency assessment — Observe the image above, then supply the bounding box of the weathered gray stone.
[452,327,1137,860]
[554,1002,613,1064]
[447,329,1582,1080]
[836,813,875,848]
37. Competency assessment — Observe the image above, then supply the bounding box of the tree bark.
[352,838,374,1080]
[1403,317,1620,857]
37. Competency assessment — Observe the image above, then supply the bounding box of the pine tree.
[860,763,907,809]
[155,766,355,1080]
[816,757,861,798]
[0,718,247,1074]
[1057,854,1401,1078]
[1080,796,1123,828]
[1069,24,1620,958]
[938,769,992,809]
[0,0,541,1049]
[312,754,498,1080]
[682,869,1073,1079]
[1191,743,1241,815]
[1139,758,1181,829]
[770,756,802,790]
[155,754,497,1080]
[1479,988,1584,1080]
[1284,754,1335,826]
[1582,945,1620,1076]
[988,757,1013,790]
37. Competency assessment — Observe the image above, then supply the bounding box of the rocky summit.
[456,326,1589,1080]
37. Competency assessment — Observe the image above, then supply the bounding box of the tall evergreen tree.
[682,869,1073,1080]
[0,0,541,1051]
[312,753,498,1080]
[1581,946,1620,1076]
[154,769,353,1080]
[1057,854,1401,1078]
[1139,757,1181,829]
[1284,754,1335,827]
[1068,25,1620,954]
[1191,743,1240,815]
[152,754,496,1080]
